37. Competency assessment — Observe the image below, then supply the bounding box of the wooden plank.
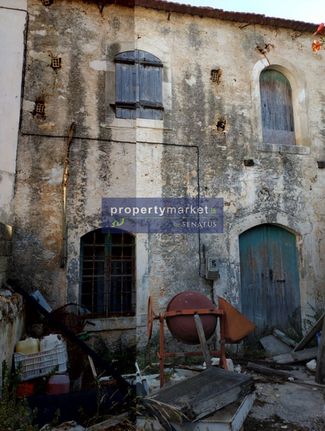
[171,393,256,431]
[273,347,318,364]
[316,315,325,383]
[260,335,292,356]
[246,362,325,391]
[294,313,324,352]
[273,329,296,348]
[292,380,325,389]
[153,367,254,421]
[246,362,292,379]
[194,314,212,367]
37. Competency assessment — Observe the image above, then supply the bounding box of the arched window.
[80,229,135,316]
[115,50,163,120]
[260,69,295,145]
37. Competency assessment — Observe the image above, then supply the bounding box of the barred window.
[80,229,135,316]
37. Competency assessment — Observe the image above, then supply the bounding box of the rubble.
[260,335,292,356]
[306,359,317,373]
[87,413,130,431]
[246,367,325,430]
[40,422,85,431]
[153,367,254,421]
[272,347,318,365]
[272,329,296,348]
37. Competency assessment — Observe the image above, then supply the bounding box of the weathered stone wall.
[0,294,24,372]
[0,0,27,225]
[12,0,325,345]
[0,224,12,288]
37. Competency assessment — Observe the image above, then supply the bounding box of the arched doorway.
[239,224,301,335]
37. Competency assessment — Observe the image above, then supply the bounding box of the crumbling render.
[60,123,76,268]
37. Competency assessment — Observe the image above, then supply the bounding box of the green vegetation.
[0,362,37,431]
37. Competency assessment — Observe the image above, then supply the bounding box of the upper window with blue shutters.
[115,50,163,120]
[260,68,295,145]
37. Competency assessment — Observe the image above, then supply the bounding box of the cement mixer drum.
[166,291,217,345]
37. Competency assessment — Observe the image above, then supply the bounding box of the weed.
[0,361,37,431]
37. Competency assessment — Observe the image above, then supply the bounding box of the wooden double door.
[239,224,301,335]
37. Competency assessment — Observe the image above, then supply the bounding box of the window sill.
[83,316,136,332]
[257,143,310,155]
[100,118,172,143]
[101,118,166,129]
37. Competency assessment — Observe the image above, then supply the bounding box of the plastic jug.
[15,338,40,355]
[46,374,70,395]
[40,334,62,352]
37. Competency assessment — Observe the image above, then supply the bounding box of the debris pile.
[255,317,325,385]
[6,284,325,430]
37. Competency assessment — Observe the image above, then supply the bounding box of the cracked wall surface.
[11,0,325,342]
[0,1,27,225]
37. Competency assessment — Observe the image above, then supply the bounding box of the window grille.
[80,229,135,317]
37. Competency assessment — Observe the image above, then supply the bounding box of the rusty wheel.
[147,296,155,339]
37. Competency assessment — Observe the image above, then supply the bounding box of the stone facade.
[0,1,26,373]
[0,0,27,225]
[11,0,325,343]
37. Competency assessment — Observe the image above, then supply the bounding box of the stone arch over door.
[239,224,301,335]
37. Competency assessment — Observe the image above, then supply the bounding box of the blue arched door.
[239,224,301,334]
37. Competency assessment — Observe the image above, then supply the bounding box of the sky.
[184,0,325,24]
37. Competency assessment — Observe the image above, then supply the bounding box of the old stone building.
[0,0,26,373]
[9,0,325,346]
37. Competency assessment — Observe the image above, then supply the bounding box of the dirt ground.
[243,366,325,431]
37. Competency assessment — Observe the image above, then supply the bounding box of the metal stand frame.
[154,308,228,387]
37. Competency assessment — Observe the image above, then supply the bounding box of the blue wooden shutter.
[260,69,295,145]
[138,51,163,120]
[115,50,163,120]
[115,51,137,119]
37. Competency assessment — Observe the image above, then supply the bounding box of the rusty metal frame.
[157,308,228,387]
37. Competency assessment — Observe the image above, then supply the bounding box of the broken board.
[294,313,324,352]
[273,329,296,348]
[172,393,256,431]
[153,367,254,421]
[273,347,318,364]
[260,335,292,356]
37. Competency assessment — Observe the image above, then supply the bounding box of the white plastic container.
[40,334,63,352]
[14,341,68,381]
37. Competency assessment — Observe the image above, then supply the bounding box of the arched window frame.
[251,59,310,153]
[80,229,136,317]
[114,50,163,120]
[260,68,295,145]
